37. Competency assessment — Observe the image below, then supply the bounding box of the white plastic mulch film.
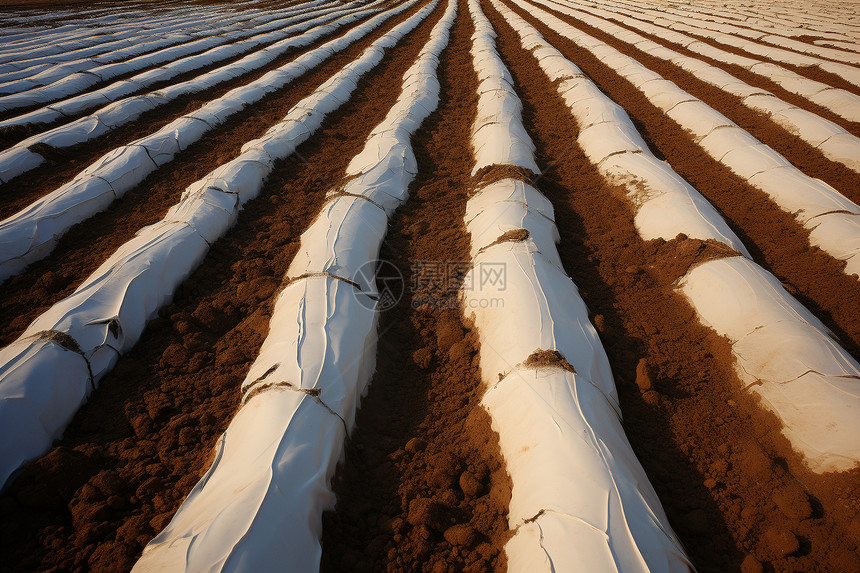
[133,1,455,570]
[500,0,860,473]
[465,0,691,570]
[531,0,860,174]
[0,1,369,178]
[0,3,387,284]
[513,0,860,277]
[0,0,425,493]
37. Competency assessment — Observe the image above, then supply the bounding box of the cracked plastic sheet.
[680,256,860,472]
[0,0,430,492]
[134,1,454,569]
[468,1,690,570]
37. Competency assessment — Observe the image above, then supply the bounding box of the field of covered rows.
[0,0,858,570]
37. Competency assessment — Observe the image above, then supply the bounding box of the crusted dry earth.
[1,0,859,571]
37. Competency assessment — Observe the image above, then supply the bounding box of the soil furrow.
[542,0,860,140]
[0,7,378,216]
[0,11,363,149]
[321,1,512,570]
[0,2,450,571]
[0,1,429,349]
[506,0,860,363]
[487,1,860,571]
[526,0,860,198]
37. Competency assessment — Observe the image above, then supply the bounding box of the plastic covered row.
[0,0,340,92]
[469,5,539,175]
[134,1,453,569]
[680,256,860,472]
[0,6,234,73]
[591,0,860,55]
[510,0,860,473]
[537,0,860,173]
[0,2,370,181]
[0,3,334,109]
[560,0,860,122]
[0,4,391,284]
[0,0,426,493]
[466,1,691,570]
[606,0,860,65]
[645,9,860,87]
[518,0,860,275]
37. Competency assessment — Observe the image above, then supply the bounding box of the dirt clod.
[523,349,576,372]
[443,523,477,547]
[761,528,800,559]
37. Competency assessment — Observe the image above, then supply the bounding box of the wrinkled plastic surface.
[516,0,860,277]
[681,257,860,472]
[133,1,453,569]
[0,0,428,494]
[468,2,691,569]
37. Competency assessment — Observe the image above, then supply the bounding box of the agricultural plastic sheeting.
[680,256,860,472]
[502,1,748,254]
[0,6,322,98]
[516,0,860,277]
[555,0,860,123]
[0,33,212,109]
[0,1,363,131]
[0,0,432,492]
[134,277,378,572]
[0,6,373,183]
[0,220,209,490]
[486,368,691,573]
[0,5,396,284]
[134,1,454,569]
[533,0,860,172]
[644,10,860,86]
[539,0,860,472]
[465,1,691,569]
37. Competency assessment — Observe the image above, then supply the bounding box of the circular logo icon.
[355,259,404,312]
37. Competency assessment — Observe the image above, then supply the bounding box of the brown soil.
[321,3,512,570]
[0,2,459,571]
[641,234,744,283]
[576,2,860,138]
[0,7,378,214]
[479,228,529,251]
[0,1,426,349]
[521,0,860,363]
[488,1,860,571]
[1,1,859,572]
[472,162,535,186]
[522,349,575,372]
